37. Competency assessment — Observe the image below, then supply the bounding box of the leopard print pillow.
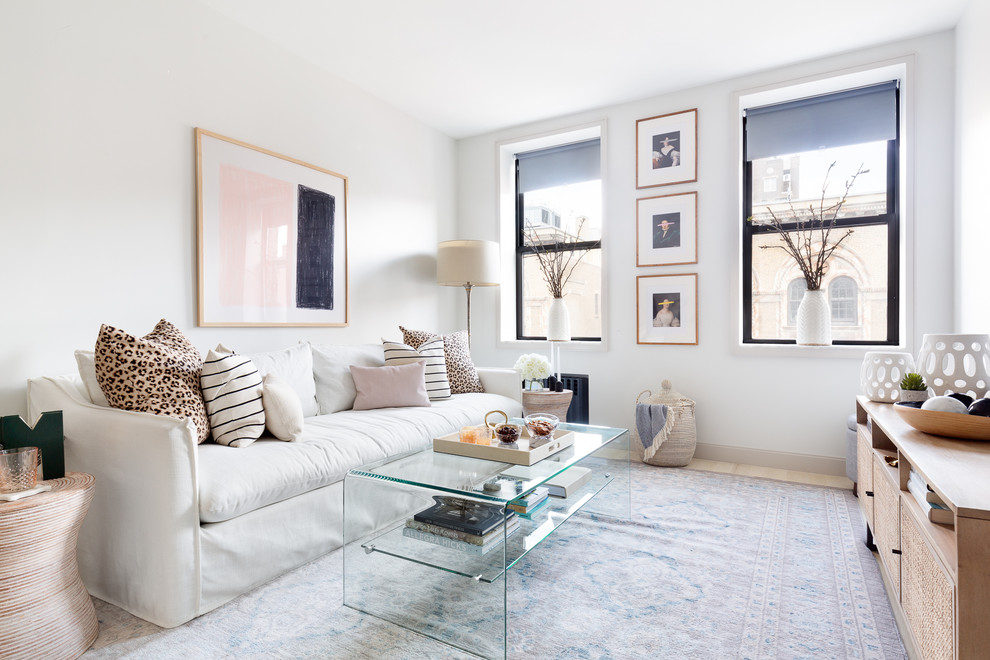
[94,319,210,444]
[399,326,483,394]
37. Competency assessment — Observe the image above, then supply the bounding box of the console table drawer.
[900,505,954,660]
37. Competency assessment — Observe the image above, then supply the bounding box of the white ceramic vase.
[796,289,831,346]
[860,351,916,402]
[547,297,571,341]
[916,333,990,398]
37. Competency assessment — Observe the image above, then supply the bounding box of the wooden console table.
[0,472,98,660]
[522,388,573,421]
[856,397,990,660]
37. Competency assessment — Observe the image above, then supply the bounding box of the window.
[829,276,858,324]
[515,139,602,341]
[742,80,899,345]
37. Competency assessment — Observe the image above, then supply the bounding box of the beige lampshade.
[437,240,500,286]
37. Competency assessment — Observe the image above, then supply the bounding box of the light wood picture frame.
[637,273,698,345]
[635,108,698,189]
[196,128,348,327]
[636,191,698,266]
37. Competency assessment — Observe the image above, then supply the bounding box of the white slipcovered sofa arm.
[27,375,203,628]
[477,367,521,403]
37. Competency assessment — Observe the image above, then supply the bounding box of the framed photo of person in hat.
[637,273,698,345]
[636,191,697,266]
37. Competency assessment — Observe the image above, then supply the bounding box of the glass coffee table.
[342,421,629,659]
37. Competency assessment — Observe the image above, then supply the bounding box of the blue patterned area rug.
[84,465,905,659]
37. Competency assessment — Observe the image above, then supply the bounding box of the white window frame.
[495,121,608,350]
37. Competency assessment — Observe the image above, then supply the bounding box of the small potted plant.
[899,372,930,403]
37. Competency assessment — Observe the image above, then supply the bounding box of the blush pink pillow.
[349,361,431,411]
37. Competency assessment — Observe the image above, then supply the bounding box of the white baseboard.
[692,442,848,478]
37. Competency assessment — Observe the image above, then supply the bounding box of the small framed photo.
[635,108,698,189]
[637,273,698,345]
[636,191,697,266]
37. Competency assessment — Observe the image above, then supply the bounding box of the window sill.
[732,342,907,359]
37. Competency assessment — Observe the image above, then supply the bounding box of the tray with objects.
[432,427,574,465]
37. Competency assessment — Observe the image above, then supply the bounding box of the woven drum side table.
[521,389,573,421]
[0,472,98,660]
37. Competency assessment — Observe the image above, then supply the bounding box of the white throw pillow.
[310,343,385,413]
[350,362,431,411]
[383,337,451,400]
[262,373,305,442]
[74,349,109,407]
[245,343,319,418]
[201,346,266,448]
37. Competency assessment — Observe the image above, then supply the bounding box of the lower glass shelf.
[360,473,614,583]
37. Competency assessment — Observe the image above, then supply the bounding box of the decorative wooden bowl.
[893,402,990,441]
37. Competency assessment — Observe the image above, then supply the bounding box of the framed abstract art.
[636,191,698,266]
[196,128,348,326]
[635,108,698,189]
[636,273,698,345]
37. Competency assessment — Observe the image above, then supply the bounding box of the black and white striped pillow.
[200,345,266,448]
[382,337,452,400]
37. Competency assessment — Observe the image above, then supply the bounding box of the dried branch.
[757,162,866,291]
[524,217,600,299]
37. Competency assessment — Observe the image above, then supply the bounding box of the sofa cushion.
[74,350,109,407]
[351,362,431,411]
[262,374,305,442]
[400,327,483,394]
[310,343,385,414]
[94,319,210,443]
[196,392,521,523]
[245,344,318,418]
[201,346,266,448]
[383,337,451,400]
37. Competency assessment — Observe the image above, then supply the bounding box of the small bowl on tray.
[524,413,559,443]
[893,401,990,441]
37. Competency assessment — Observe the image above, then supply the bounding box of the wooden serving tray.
[433,428,575,465]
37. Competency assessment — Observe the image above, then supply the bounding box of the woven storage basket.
[633,380,696,467]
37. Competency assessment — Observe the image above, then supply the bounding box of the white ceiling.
[200,0,968,139]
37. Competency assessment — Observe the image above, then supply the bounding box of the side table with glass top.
[342,422,629,660]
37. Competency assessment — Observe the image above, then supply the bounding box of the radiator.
[559,373,590,424]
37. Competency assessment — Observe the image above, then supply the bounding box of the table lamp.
[437,240,500,346]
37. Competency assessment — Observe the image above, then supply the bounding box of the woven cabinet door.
[857,430,874,528]
[900,506,955,660]
[872,453,901,600]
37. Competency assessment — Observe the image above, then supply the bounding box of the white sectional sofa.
[26,342,522,628]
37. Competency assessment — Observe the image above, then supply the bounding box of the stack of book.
[404,496,519,554]
[508,486,549,516]
[906,468,954,526]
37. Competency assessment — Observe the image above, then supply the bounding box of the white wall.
[458,32,956,472]
[0,0,456,418]
[956,0,990,332]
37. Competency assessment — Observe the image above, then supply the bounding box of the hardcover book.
[402,524,520,555]
[413,496,515,536]
[405,517,519,546]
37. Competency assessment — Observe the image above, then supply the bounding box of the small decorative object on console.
[859,351,916,403]
[898,372,929,403]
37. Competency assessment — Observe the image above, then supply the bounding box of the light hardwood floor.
[686,457,855,490]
